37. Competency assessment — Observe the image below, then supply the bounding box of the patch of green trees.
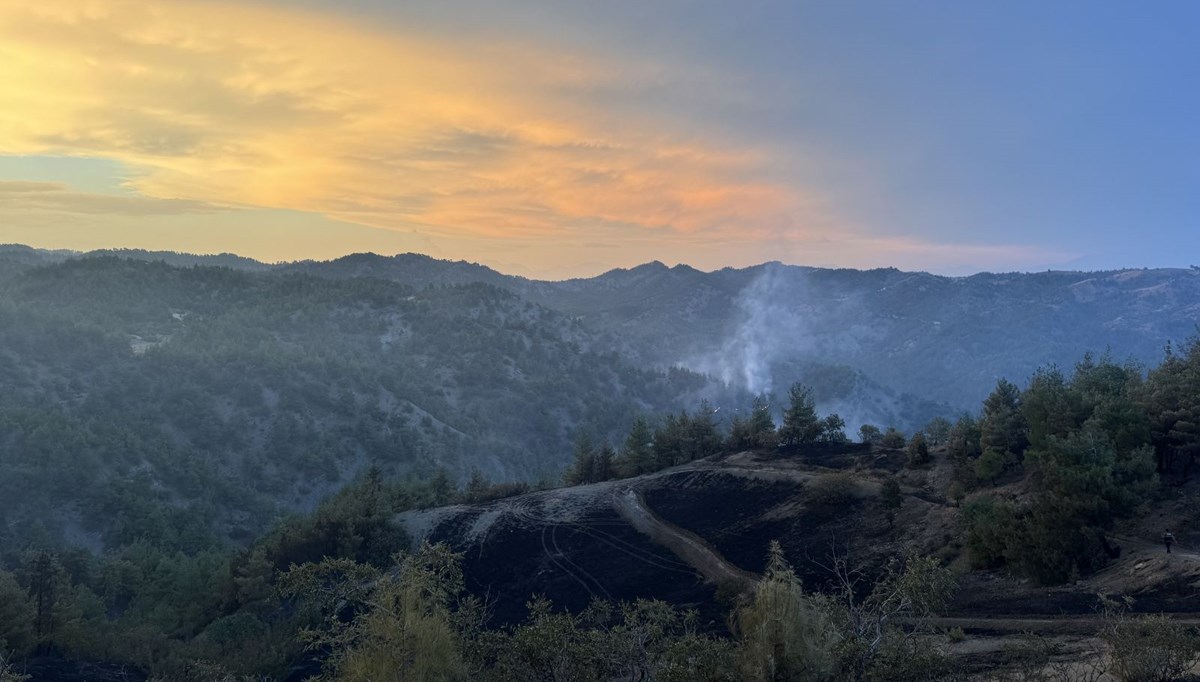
[564,384,850,486]
[955,346,1200,584]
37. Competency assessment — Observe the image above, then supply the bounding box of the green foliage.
[653,404,724,468]
[284,543,736,682]
[880,427,906,450]
[946,414,982,463]
[0,258,732,553]
[735,545,957,682]
[243,468,411,578]
[904,431,930,467]
[858,424,882,445]
[959,497,1020,569]
[806,473,860,517]
[615,416,656,477]
[282,543,469,681]
[961,427,1156,584]
[728,395,778,452]
[779,383,821,447]
[460,470,531,505]
[974,448,1009,484]
[736,542,838,681]
[1102,611,1200,682]
[1021,366,1086,450]
[1140,339,1200,480]
[0,572,33,655]
[817,414,849,444]
[788,549,956,682]
[777,384,850,449]
[923,417,952,447]
[980,378,1029,464]
[564,432,617,486]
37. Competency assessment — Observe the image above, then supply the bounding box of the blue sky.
[0,0,1195,276]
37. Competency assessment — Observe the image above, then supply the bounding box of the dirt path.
[613,487,758,592]
[1112,534,1200,561]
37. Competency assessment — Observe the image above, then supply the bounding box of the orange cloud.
[0,0,1081,277]
[0,0,830,244]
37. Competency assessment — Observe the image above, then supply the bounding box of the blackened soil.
[426,503,725,630]
[641,470,887,591]
[642,471,798,574]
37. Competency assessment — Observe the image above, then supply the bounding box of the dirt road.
[613,487,758,592]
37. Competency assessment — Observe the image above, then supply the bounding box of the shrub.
[736,543,838,681]
[1103,614,1200,682]
[859,424,883,445]
[975,448,1008,484]
[905,431,930,467]
[881,427,907,449]
[807,473,859,514]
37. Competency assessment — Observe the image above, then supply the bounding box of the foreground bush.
[1103,613,1200,682]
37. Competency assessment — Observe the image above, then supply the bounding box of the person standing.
[1163,529,1176,554]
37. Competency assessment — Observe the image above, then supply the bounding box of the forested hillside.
[14,245,1195,418]
[287,254,1200,408]
[0,256,734,553]
[3,244,1198,557]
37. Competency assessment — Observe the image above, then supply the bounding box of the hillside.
[2,249,1199,679]
[278,251,1200,409]
[103,247,1200,410]
[0,256,738,552]
[4,246,1199,554]
[17,245,1199,424]
[400,444,1200,676]
[402,444,1200,612]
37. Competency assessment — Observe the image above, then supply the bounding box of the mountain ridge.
[5,245,1199,410]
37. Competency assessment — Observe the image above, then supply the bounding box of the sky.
[0,1,1196,279]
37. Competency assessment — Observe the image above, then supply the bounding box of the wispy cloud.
[0,180,221,215]
[0,1,824,241]
[0,0,1071,275]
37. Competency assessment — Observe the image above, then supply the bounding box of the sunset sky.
[0,1,1196,278]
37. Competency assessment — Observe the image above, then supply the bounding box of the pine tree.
[617,416,655,477]
[980,379,1029,457]
[564,432,598,486]
[748,395,778,450]
[779,383,821,448]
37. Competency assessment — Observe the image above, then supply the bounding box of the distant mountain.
[286,253,1200,409]
[537,263,1200,407]
[13,244,1200,410]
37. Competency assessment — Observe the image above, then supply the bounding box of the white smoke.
[680,264,936,434]
[688,264,812,396]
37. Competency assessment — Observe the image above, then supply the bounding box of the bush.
[905,432,930,468]
[859,424,883,445]
[881,427,907,449]
[1103,614,1200,682]
[0,652,30,682]
[807,474,859,513]
[975,448,1008,484]
[736,543,838,681]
